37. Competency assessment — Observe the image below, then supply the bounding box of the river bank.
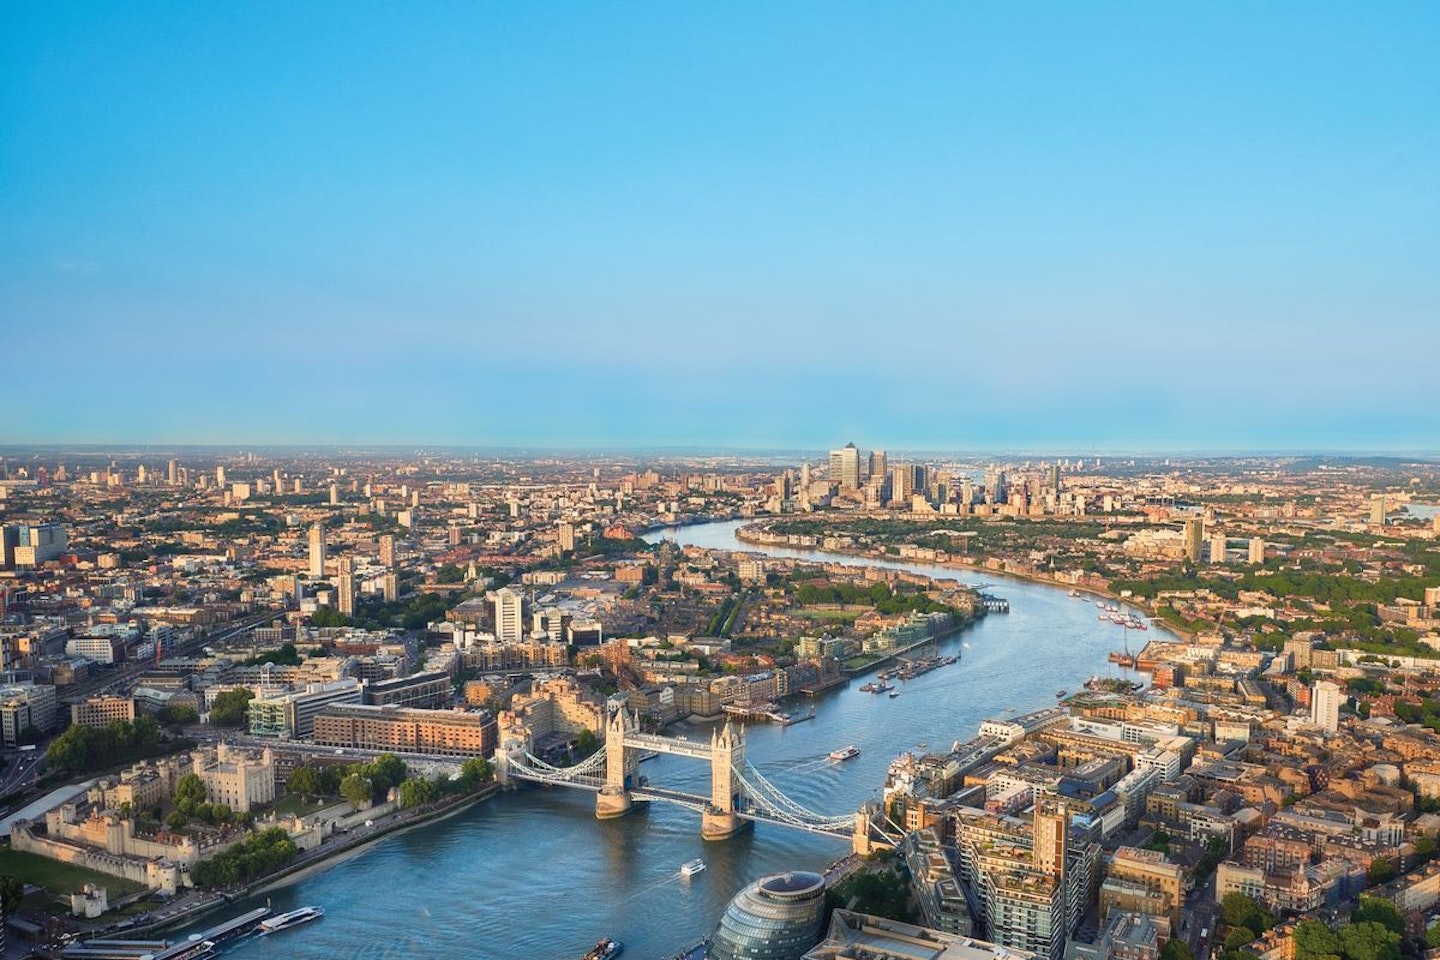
[132,783,500,937]
[732,520,1198,643]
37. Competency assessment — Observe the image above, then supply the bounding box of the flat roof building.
[312,703,496,758]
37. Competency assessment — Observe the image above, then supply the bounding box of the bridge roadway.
[502,759,857,839]
[622,732,713,760]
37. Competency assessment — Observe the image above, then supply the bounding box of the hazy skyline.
[4,4,1438,450]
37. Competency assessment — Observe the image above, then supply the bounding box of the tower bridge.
[497,707,899,851]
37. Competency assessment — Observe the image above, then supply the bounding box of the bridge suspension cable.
[734,763,855,831]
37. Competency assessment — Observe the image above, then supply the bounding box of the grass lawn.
[0,846,146,898]
[843,656,880,670]
[791,608,863,623]
[263,793,332,818]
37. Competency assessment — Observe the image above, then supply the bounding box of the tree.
[399,778,439,808]
[0,876,24,918]
[1350,897,1404,935]
[209,688,254,727]
[175,773,207,810]
[46,725,94,770]
[1160,938,1195,960]
[1225,929,1259,951]
[131,713,161,750]
[158,705,199,727]
[367,753,407,790]
[1367,857,1396,885]
[340,773,373,809]
[458,756,493,790]
[17,725,43,746]
[1293,919,1342,960]
[167,811,188,830]
[288,766,321,799]
[1425,923,1440,950]
[1338,922,1400,960]
[1221,892,1275,935]
[575,729,600,757]
[310,607,349,628]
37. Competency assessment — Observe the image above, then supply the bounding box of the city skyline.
[5,4,1438,448]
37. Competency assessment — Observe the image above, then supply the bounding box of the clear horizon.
[4,4,1438,449]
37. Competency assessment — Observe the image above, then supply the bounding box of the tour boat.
[259,906,324,934]
[681,858,706,878]
[829,745,860,761]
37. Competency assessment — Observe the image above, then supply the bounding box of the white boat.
[259,905,324,934]
[680,858,706,878]
[829,745,860,761]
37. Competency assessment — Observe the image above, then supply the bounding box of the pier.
[61,907,271,960]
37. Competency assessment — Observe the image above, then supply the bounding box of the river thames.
[194,519,1169,960]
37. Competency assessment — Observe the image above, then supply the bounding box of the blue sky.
[3,3,1437,452]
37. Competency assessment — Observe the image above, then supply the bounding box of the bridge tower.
[596,707,638,820]
[701,719,749,840]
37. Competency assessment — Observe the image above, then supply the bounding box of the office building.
[1208,535,1226,564]
[0,683,58,746]
[829,443,862,491]
[1182,517,1204,564]
[71,696,137,729]
[336,557,356,615]
[804,911,1035,960]
[710,871,828,960]
[1311,680,1341,734]
[308,523,327,577]
[247,679,362,739]
[491,586,525,644]
[868,451,887,485]
[891,464,915,504]
[1,523,68,569]
[363,670,451,710]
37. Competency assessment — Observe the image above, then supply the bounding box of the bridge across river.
[497,708,896,848]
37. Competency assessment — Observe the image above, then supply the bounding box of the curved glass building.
[709,870,827,960]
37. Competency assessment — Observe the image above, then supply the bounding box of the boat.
[259,906,324,935]
[888,690,900,698]
[584,938,625,960]
[638,750,660,763]
[1056,690,1067,698]
[829,745,860,761]
[681,858,706,878]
